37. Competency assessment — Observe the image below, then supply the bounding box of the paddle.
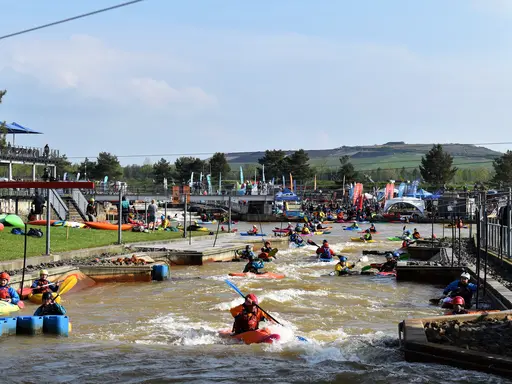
[58,275,78,296]
[224,279,308,342]
[307,239,320,248]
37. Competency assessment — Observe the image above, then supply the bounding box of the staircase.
[63,197,86,221]
[43,189,69,220]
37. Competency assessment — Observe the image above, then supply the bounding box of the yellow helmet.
[40,269,49,276]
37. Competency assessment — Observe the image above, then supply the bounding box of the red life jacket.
[0,286,11,299]
[233,310,261,334]
[34,279,51,293]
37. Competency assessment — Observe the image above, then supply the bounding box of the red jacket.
[316,246,334,256]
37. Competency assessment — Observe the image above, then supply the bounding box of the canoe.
[240,233,267,236]
[350,237,375,243]
[228,272,285,279]
[28,292,62,304]
[0,301,21,316]
[375,271,396,277]
[85,222,133,231]
[218,328,280,344]
[28,220,58,226]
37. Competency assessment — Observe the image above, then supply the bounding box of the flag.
[398,182,406,198]
[200,172,203,184]
[240,166,244,184]
[314,174,317,191]
[262,165,266,182]
[189,172,194,188]
[76,172,80,181]
[219,172,222,191]
[207,174,212,195]
[282,174,286,187]
[289,173,293,191]
[293,179,297,193]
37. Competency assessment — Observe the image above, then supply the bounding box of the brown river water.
[2,222,510,383]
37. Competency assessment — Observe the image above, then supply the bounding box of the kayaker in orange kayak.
[0,272,20,305]
[230,294,270,335]
[34,292,66,316]
[243,254,265,274]
[31,269,59,294]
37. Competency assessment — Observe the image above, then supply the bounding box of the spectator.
[147,199,158,231]
[31,191,45,220]
[86,198,97,222]
[121,196,130,224]
[43,144,50,158]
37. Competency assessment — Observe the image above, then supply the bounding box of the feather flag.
[189,172,194,188]
[240,166,244,184]
[314,174,317,191]
[289,173,293,191]
[282,174,286,188]
[262,165,266,183]
[219,172,222,191]
[207,174,212,195]
[199,172,203,184]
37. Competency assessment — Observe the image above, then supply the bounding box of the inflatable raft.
[0,301,21,316]
[228,272,285,279]
[85,222,133,231]
[350,237,376,243]
[218,328,280,344]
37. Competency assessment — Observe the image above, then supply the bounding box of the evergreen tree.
[93,152,123,180]
[335,155,357,185]
[258,150,287,180]
[209,152,231,179]
[174,157,205,183]
[153,158,172,184]
[286,149,312,182]
[78,157,97,180]
[419,144,457,185]
[492,150,512,184]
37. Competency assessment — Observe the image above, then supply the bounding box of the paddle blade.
[58,275,78,295]
[296,336,309,342]
[361,265,372,272]
[269,248,278,257]
[17,300,25,309]
[307,239,319,247]
[224,279,245,298]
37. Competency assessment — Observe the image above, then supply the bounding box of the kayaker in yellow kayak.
[0,272,20,305]
[31,269,59,294]
[230,294,270,335]
[334,256,356,276]
[34,292,66,316]
[359,230,372,241]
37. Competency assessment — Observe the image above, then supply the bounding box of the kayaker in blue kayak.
[0,272,20,305]
[243,254,265,274]
[230,293,270,334]
[316,240,335,260]
[34,292,66,316]
[31,269,59,294]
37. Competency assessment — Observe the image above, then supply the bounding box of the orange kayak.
[28,220,57,226]
[218,328,280,344]
[85,222,133,231]
[228,272,285,279]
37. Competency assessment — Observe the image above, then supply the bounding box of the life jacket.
[321,247,332,259]
[0,286,10,299]
[34,279,51,293]
[364,233,372,240]
[379,261,396,272]
[233,308,263,334]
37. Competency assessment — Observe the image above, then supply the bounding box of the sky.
[1,0,512,165]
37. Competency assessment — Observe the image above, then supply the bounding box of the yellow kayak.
[0,301,21,316]
[350,237,376,243]
[28,292,61,305]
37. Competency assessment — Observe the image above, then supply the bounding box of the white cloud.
[0,34,215,109]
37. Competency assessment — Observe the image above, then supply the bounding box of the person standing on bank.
[32,191,45,220]
[147,199,158,231]
[121,196,130,224]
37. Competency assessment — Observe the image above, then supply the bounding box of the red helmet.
[451,296,465,305]
[245,293,258,305]
[0,272,10,281]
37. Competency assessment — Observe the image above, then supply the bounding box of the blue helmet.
[393,251,400,257]
[338,256,347,262]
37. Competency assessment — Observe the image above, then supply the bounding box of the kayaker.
[261,241,272,254]
[449,296,469,315]
[31,269,59,294]
[401,237,411,249]
[442,272,477,309]
[34,292,66,316]
[294,223,302,232]
[0,272,20,305]
[230,293,270,335]
[402,228,411,237]
[350,222,359,229]
[316,240,335,260]
[412,228,421,240]
[239,245,256,260]
[360,230,372,241]
[248,225,259,235]
[243,254,265,274]
[369,223,377,233]
[334,256,355,276]
[301,226,310,234]
[379,254,397,272]
[259,241,276,261]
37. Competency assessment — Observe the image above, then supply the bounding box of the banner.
[384,183,395,201]
[199,172,203,184]
[207,174,212,195]
[410,179,420,197]
[282,174,286,188]
[314,175,317,191]
[353,183,363,205]
[189,172,194,188]
[219,172,222,191]
[293,179,297,193]
[76,172,80,181]
[289,173,293,191]
[240,166,244,184]
[262,165,266,183]
[398,182,406,198]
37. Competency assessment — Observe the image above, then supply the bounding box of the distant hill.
[225,142,501,171]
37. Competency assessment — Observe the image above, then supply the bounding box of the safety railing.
[71,188,88,219]
[0,145,59,163]
[44,189,68,220]
[482,217,511,259]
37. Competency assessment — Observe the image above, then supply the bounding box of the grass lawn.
[0,226,209,262]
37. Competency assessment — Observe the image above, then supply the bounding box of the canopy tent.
[275,188,300,201]
[383,197,425,214]
[1,121,42,145]
[404,188,433,198]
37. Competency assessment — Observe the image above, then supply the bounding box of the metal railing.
[0,144,59,163]
[44,189,68,220]
[483,217,511,258]
[71,188,88,219]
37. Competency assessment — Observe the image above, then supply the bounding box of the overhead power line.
[0,0,146,41]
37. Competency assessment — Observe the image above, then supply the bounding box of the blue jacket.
[34,303,66,316]
[0,286,20,305]
[443,280,477,295]
[31,279,59,292]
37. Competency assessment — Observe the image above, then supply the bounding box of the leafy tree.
[411,168,420,180]
[335,155,357,185]
[153,158,172,184]
[209,152,231,179]
[492,151,512,184]
[78,157,97,180]
[174,156,205,183]
[54,155,74,177]
[258,150,287,180]
[419,144,457,185]
[93,152,122,180]
[286,149,312,182]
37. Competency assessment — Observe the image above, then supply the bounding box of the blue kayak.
[318,257,334,262]
[343,227,360,231]
[240,233,267,236]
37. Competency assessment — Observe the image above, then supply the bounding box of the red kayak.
[228,272,285,279]
[272,228,291,233]
[376,271,396,277]
[218,328,280,344]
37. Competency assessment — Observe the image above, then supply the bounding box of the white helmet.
[460,272,471,280]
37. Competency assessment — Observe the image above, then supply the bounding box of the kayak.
[0,301,21,316]
[375,271,396,277]
[228,272,285,279]
[28,220,58,226]
[387,237,404,241]
[54,221,86,228]
[28,292,62,304]
[188,227,209,232]
[273,228,291,233]
[240,233,267,236]
[85,222,133,231]
[444,225,468,229]
[218,328,280,344]
[290,242,306,247]
[321,221,334,224]
[315,226,332,232]
[319,258,334,262]
[358,231,380,234]
[198,220,217,224]
[350,237,376,243]
[343,227,360,231]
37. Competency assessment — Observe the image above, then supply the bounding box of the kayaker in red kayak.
[316,240,335,259]
[31,269,59,294]
[230,294,270,335]
[243,254,265,274]
[0,272,20,305]
[33,292,66,316]
[378,254,397,272]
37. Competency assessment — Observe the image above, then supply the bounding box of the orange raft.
[228,272,285,279]
[218,328,280,344]
[85,222,133,231]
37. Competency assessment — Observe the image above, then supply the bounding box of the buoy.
[0,223,4,231]
[43,315,69,337]
[16,316,44,335]
[152,264,169,281]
